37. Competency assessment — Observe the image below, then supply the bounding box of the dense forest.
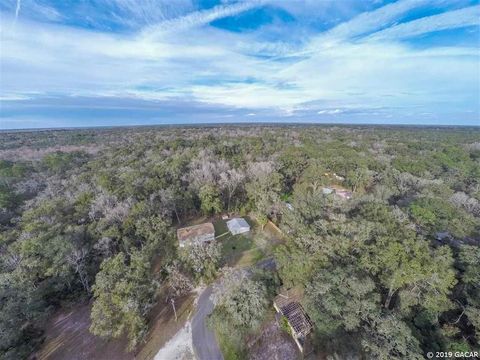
[0,125,479,359]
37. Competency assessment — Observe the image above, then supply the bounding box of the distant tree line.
[0,125,479,359]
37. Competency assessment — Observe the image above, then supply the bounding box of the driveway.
[191,286,223,360]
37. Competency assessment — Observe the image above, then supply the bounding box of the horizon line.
[1,121,479,133]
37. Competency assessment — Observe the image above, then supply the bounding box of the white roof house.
[322,187,334,195]
[226,218,250,235]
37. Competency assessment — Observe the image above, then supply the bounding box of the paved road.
[191,258,276,360]
[191,286,223,360]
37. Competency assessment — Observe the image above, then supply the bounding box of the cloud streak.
[0,0,479,127]
[14,0,21,23]
[142,0,266,37]
[365,5,480,41]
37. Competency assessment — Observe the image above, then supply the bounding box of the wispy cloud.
[142,0,266,37]
[365,5,480,41]
[0,0,479,127]
[318,109,344,115]
[312,0,431,43]
[14,0,20,22]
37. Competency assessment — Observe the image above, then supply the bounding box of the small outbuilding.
[226,218,250,235]
[322,187,334,195]
[273,288,313,354]
[177,222,215,248]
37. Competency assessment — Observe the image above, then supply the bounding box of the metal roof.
[226,217,250,230]
[274,290,313,338]
[177,222,214,242]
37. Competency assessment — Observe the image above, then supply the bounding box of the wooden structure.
[273,288,313,354]
[177,222,215,248]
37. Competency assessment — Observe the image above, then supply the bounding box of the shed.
[226,218,250,235]
[177,222,215,248]
[322,187,334,195]
[273,288,313,353]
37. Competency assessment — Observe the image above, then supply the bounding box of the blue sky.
[0,0,479,129]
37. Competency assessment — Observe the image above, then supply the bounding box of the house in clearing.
[226,218,250,235]
[323,185,353,200]
[322,187,334,195]
[177,222,215,248]
[335,189,353,199]
[273,288,314,354]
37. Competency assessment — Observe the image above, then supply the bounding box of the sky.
[0,0,479,129]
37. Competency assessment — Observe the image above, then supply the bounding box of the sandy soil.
[153,322,194,360]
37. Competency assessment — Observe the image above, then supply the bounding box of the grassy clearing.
[213,218,229,236]
[233,247,264,267]
[214,217,278,268]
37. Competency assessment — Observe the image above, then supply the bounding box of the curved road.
[190,258,275,360]
[191,286,223,360]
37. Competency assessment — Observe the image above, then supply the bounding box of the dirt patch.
[263,221,285,244]
[136,293,195,360]
[247,318,300,360]
[33,291,196,360]
[153,322,194,360]
[34,302,133,360]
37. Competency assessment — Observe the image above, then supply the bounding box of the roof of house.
[274,288,313,338]
[226,217,250,230]
[177,222,215,243]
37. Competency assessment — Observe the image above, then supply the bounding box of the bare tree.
[219,169,245,211]
[187,150,230,190]
[66,248,90,293]
[156,188,181,223]
[165,261,193,299]
[450,192,480,216]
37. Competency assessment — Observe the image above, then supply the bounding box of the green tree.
[361,314,422,359]
[305,264,380,334]
[199,184,223,215]
[212,270,268,330]
[90,251,156,350]
[458,245,480,332]
[360,230,456,314]
[180,241,221,281]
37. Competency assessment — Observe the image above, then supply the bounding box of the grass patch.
[234,248,264,267]
[216,330,246,360]
[214,218,272,267]
[213,218,229,236]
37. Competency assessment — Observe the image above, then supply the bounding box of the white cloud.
[14,0,20,22]
[318,109,344,114]
[309,0,432,46]
[141,0,266,38]
[365,5,480,41]
[1,0,478,125]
